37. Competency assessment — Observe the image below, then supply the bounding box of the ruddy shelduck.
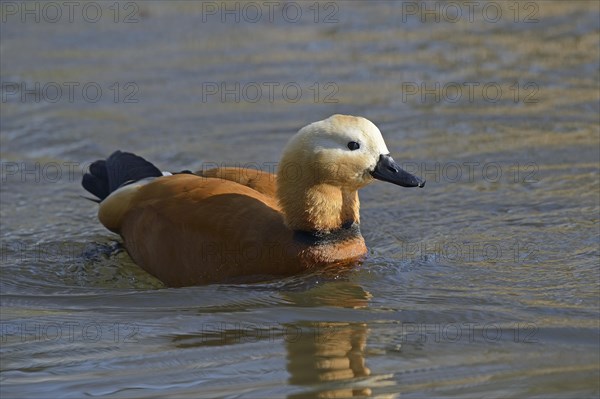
[82,115,425,286]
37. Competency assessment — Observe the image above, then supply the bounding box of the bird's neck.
[277,178,361,233]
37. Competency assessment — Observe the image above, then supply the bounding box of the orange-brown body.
[111,172,366,286]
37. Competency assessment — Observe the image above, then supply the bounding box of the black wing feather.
[81,151,162,202]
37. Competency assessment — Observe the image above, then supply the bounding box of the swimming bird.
[82,115,425,286]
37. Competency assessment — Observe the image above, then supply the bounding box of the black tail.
[82,151,163,202]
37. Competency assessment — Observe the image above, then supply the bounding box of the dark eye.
[347,141,360,151]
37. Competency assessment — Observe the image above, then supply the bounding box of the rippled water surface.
[1,1,599,398]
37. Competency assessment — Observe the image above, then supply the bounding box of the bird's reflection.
[170,279,377,397]
[286,321,371,398]
[282,281,374,398]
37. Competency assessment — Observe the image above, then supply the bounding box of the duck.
[82,114,425,286]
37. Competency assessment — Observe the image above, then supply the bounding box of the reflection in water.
[169,281,379,397]
[283,282,376,398]
[286,322,371,398]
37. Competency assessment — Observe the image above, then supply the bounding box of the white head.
[278,114,424,190]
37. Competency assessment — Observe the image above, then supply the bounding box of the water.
[1,1,599,398]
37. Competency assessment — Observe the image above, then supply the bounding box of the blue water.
[1,2,599,398]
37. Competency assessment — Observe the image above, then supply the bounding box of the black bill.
[370,154,425,188]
